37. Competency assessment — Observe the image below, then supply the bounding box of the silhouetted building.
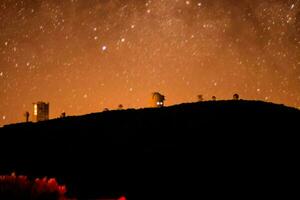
[33,102,49,122]
[151,92,165,108]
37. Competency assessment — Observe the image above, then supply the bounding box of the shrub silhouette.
[0,173,67,200]
[60,112,66,118]
[197,95,204,102]
[233,93,239,100]
[118,104,124,110]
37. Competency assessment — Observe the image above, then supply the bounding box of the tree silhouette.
[212,96,217,101]
[233,93,239,100]
[60,112,66,118]
[197,95,204,102]
[118,104,123,110]
[24,111,30,122]
[151,92,165,107]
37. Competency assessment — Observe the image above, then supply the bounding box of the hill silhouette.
[0,100,299,199]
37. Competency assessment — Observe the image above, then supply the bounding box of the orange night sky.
[1,0,300,126]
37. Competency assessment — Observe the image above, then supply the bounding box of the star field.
[1,0,300,126]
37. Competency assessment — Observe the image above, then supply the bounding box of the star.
[102,46,107,51]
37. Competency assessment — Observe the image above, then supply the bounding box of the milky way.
[1,0,300,126]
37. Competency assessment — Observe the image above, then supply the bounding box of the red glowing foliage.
[118,196,127,200]
[0,172,67,200]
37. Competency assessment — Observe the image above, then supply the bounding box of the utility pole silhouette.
[24,111,30,122]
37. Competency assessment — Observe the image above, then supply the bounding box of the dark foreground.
[0,100,299,199]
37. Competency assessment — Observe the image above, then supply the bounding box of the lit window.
[34,104,37,115]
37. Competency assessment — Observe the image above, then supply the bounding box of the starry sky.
[1,0,300,126]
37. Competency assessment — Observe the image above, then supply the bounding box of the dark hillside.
[0,100,299,199]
